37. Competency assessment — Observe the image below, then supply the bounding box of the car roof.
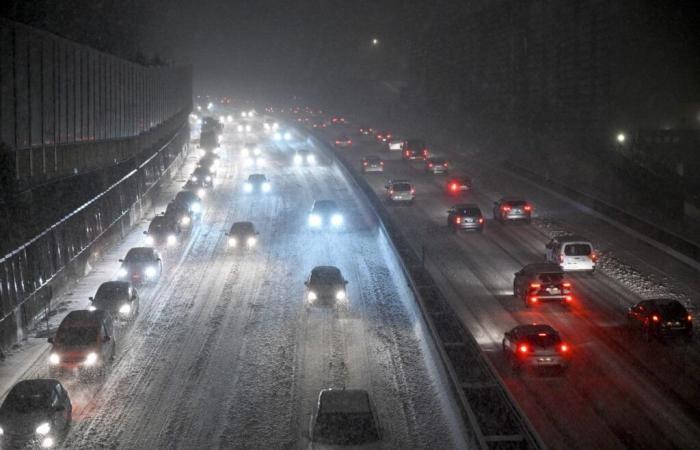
[61,309,110,325]
[313,200,337,208]
[176,190,197,200]
[151,216,168,225]
[522,263,564,274]
[500,197,527,203]
[554,235,591,244]
[318,389,372,414]
[125,247,156,257]
[512,324,557,336]
[249,173,266,179]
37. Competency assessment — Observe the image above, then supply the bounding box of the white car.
[388,138,404,151]
[545,235,597,273]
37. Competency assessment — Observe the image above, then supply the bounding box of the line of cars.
[292,108,694,376]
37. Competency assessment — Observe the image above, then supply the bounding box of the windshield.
[148,220,168,233]
[525,333,561,348]
[393,183,411,191]
[314,413,380,445]
[657,301,686,319]
[457,207,480,216]
[406,140,425,149]
[310,269,342,284]
[249,175,266,183]
[124,249,154,263]
[56,325,99,346]
[564,244,592,256]
[231,223,254,234]
[95,284,127,301]
[539,273,564,283]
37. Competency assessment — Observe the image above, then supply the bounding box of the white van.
[545,235,597,273]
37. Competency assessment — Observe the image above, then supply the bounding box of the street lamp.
[616,133,626,144]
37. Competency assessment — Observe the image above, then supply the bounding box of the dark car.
[513,263,573,307]
[627,299,693,342]
[243,174,271,193]
[359,126,376,136]
[494,198,533,223]
[174,190,203,218]
[330,116,346,125]
[197,153,220,175]
[0,379,72,449]
[89,281,139,321]
[334,134,352,147]
[199,129,219,150]
[308,200,344,229]
[201,116,223,135]
[375,130,393,143]
[293,149,317,166]
[48,310,116,379]
[446,176,472,195]
[164,201,192,228]
[361,155,384,173]
[117,247,162,285]
[189,167,213,188]
[310,389,381,446]
[226,221,259,248]
[424,157,449,174]
[402,139,428,160]
[502,324,570,372]
[305,266,348,303]
[447,204,484,232]
[144,215,180,247]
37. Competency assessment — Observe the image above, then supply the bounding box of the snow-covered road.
[314,122,700,450]
[7,119,470,449]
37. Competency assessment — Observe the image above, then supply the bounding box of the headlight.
[293,154,302,165]
[167,235,177,246]
[241,111,247,118]
[307,154,316,165]
[283,132,292,141]
[245,125,251,132]
[205,175,212,182]
[307,291,317,301]
[309,214,322,227]
[264,123,270,130]
[262,182,271,192]
[256,157,265,166]
[244,183,253,193]
[331,213,343,226]
[336,290,346,300]
[273,132,282,141]
[253,147,261,156]
[145,235,154,246]
[191,202,201,213]
[197,188,206,199]
[191,176,198,182]
[36,422,51,435]
[88,305,97,312]
[273,122,279,130]
[41,437,54,448]
[241,148,250,157]
[228,237,237,247]
[237,125,243,132]
[84,352,98,366]
[0,426,3,435]
[209,166,216,173]
[181,216,191,226]
[48,353,60,365]
[246,236,257,247]
[119,304,132,314]
[145,266,157,278]
[118,268,128,278]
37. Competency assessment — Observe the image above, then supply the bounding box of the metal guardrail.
[0,124,189,347]
[305,130,545,449]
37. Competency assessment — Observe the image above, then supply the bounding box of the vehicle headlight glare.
[205,175,212,182]
[119,304,131,314]
[36,422,51,435]
[191,176,198,182]
[41,437,54,448]
[294,154,302,165]
[245,125,251,132]
[331,214,343,226]
[307,154,316,164]
[181,216,191,226]
[49,353,60,365]
[262,182,271,192]
[228,237,237,247]
[237,125,243,132]
[145,235,154,246]
[197,188,206,199]
[191,202,201,213]
[307,291,317,301]
[84,352,98,366]
[309,214,322,227]
[283,132,292,141]
[117,268,128,278]
[244,183,253,193]
[246,236,257,247]
[88,305,97,312]
[273,132,282,141]
[167,235,177,246]
[336,290,346,300]
[145,266,157,278]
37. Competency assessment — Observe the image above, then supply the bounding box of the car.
[334,134,352,147]
[493,198,533,223]
[387,137,404,151]
[309,389,381,446]
[0,379,72,449]
[330,116,346,125]
[241,142,262,158]
[201,116,223,135]
[236,123,253,133]
[144,215,180,247]
[293,149,317,166]
[263,119,279,132]
[226,221,259,248]
[446,176,472,195]
[384,180,415,203]
[243,174,271,193]
[48,310,116,379]
[513,263,573,307]
[627,299,693,342]
[375,130,392,143]
[189,167,213,188]
[545,235,597,273]
[199,129,219,151]
[117,247,162,285]
[163,201,192,228]
[424,157,449,174]
[502,324,570,372]
[197,153,220,175]
[174,190,203,218]
[361,155,384,173]
[305,266,348,303]
[88,281,140,321]
[402,139,428,160]
[447,204,484,232]
[308,200,344,229]
[359,126,376,136]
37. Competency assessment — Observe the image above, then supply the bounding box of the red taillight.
[562,282,571,288]
[444,162,448,167]
[389,189,394,195]
[380,161,384,165]
[428,163,433,168]
[530,283,541,289]
[652,315,660,322]
[410,188,416,194]
[478,217,484,224]
[502,205,511,211]
[450,183,458,191]
[519,344,529,354]
[687,315,693,321]
[456,217,461,224]
[565,295,573,302]
[559,255,564,263]
[560,343,569,353]
[524,205,532,211]
[405,150,410,156]
[591,253,598,262]
[363,161,368,166]
[348,140,352,144]
[530,296,538,303]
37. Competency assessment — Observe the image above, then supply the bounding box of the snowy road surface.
[315,122,700,450]
[8,120,470,449]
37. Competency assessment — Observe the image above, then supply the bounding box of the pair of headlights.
[308,213,343,227]
[228,236,257,247]
[307,290,346,301]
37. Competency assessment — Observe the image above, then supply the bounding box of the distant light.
[616,133,626,143]
[371,37,379,46]
[207,102,213,111]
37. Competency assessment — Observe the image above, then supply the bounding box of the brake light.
[530,283,541,289]
[444,162,448,167]
[565,295,573,302]
[652,315,659,322]
[519,344,529,353]
[559,255,564,263]
[478,217,484,224]
[405,150,410,156]
[380,161,384,165]
[410,188,416,194]
[524,205,532,211]
[389,189,394,195]
[456,217,461,224]
[560,343,569,353]
[363,161,368,166]
[538,333,547,337]
[450,183,458,191]
[429,163,433,168]
[530,296,538,303]
[591,253,598,262]
[562,282,571,288]
[502,206,511,211]
[687,315,693,321]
